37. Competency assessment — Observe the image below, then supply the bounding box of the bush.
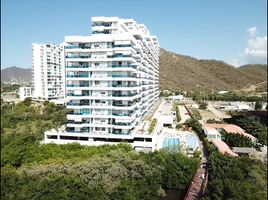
[189,108,202,120]
[198,101,208,109]
[255,101,263,110]
[176,124,183,130]
[148,118,157,133]
[176,106,181,122]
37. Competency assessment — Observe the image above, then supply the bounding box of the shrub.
[148,118,157,133]
[176,106,181,122]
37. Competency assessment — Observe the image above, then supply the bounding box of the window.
[47,135,57,139]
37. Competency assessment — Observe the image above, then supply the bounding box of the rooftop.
[210,139,238,157]
[205,124,256,141]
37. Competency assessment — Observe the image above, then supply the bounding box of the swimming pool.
[162,137,180,152]
[185,134,198,150]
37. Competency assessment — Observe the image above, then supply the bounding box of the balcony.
[66,65,90,68]
[67,102,90,106]
[68,111,91,115]
[66,55,91,58]
[112,44,132,48]
[66,93,90,97]
[112,84,138,87]
[66,84,90,87]
[92,22,112,27]
[66,45,91,49]
[66,74,89,78]
[114,121,134,126]
[112,112,134,117]
[111,64,132,68]
[112,75,135,78]
[112,93,138,97]
[113,102,135,107]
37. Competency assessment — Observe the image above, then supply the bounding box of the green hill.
[159,49,267,92]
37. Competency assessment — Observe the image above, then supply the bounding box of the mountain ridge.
[159,48,267,92]
[1,66,32,84]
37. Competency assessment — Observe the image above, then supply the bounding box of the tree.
[193,149,201,158]
[255,101,263,110]
[23,97,32,106]
[176,124,183,130]
[198,101,208,109]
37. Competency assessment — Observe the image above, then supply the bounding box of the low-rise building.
[19,87,32,101]
[232,146,267,163]
[203,125,222,140]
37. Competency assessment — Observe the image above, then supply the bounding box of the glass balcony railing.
[112,102,135,107]
[68,112,91,115]
[67,93,90,97]
[112,112,134,117]
[111,64,132,68]
[112,75,135,78]
[114,122,134,126]
[92,22,111,27]
[108,54,132,58]
[66,65,90,68]
[66,55,91,58]
[66,74,89,78]
[66,45,91,49]
[67,102,90,106]
[66,84,89,87]
[112,44,132,48]
[111,84,138,87]
[112,93,137,97]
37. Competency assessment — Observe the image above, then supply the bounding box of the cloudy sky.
[1,0,267,68]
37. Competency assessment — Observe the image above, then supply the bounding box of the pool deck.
[156,127,199,153]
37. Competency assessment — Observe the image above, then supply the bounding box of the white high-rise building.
[44,17,160,151]
[32,43,65,100]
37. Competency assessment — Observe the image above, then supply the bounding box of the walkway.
[184,133,209,200]
[178,105,191,124]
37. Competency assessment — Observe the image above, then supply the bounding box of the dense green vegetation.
[202,144,267,200]
[188,108,202,120]
[185,119,267,200]
[1,83,20,92]
[220,130,254,148]
[1,99,200,199]
[255,100,263,110]
[225,115,267,145]
[189,91,267,102]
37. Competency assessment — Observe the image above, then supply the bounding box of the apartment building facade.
[44,17,160,150]
[19,87,32,101]
[32,43,65,99]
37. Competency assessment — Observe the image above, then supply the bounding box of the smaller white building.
[203,126,222,140]
[170,95,184,101]
[159,115,174,127]
[19,87,32,101]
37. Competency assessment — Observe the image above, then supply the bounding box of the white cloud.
[245,36,267,58]
[230,27,267,67]
[246,26,258,37]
